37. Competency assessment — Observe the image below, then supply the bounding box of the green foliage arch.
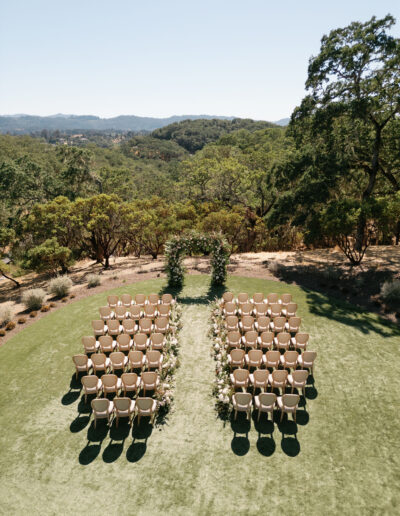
[165,231,230,287]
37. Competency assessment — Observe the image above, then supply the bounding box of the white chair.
[254,392,276,421]
[277,394,300,422]
[91,398,113,428]
[232,392,252,420]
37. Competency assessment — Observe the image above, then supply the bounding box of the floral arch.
[164,231,230,287]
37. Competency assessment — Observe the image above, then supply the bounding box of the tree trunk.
[104,255,110,269]
[0,267,20,288]
[395,221,400,245]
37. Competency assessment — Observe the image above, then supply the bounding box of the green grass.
[1,275,400,515]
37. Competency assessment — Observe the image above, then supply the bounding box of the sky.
[1,0,400,121]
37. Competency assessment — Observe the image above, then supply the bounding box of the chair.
[250,370,269,393]
[252,292,265,304]
[72,354,92,378]
[121,372,141,396]
[99,306,112,322]
[139,318,153,334]
[107,319,122,337]
[277,393,300,422]
[146,350,163,371]
[107,295,119,309]
[141,371,160,395]
[136,397,157,425]
[255,316,270,333]
[120,294,133,307]
[274,332,291,351]
[116,333,132,352]
[298,351,317,374]
[288,370,309,395]
[81,375,102,403]
[92,320,106,337]
[254,303,268,317]
[82,335,99,354]
[258,331,274,351]
[128,350,145,370]
[122,319,137,336]
[267,293,279,304]
[128,305,142,321]
[133,333,149,351]
[144,304,156,319]
[268,369,288,392]
[134,294,146,306]
[280,350,299,369]
[154,316,169,333]
[230,368,250,390]
[161,293,174,305]
[109,351,128,372]
[101,374,122,396]
[283,302,297,318]
[99,335,116,354]
[270,316,286,333]
[269,303,282,318]
[228,349,245,370]
[91,398,113,428]
[114,306,128,321]
[286,317,301,333]
[148,293,160,306]
[242,331,258,350]
[91,353,111,374]
[224,302,237,316]
[240,316,254,333]
[226,331,242,349]
[280,293,292,306]
[254,392,276,421]
[158,304,170,317]
[291,332,309,351]
[237,292,249,304]
[114,397,136,427]
[245,349,263,369]
[232,392,252,420]
[239,302,254,317]
[263,350,280,369]
[225,316,239,332]
[221,291,234,304]
[150,333,165,350]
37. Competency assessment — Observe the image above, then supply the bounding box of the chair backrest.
[99,306,111,318]
[73,354,88,367]
[135,294,146,306]
[99,335,113,350]
[270,303,281,317]
[120,294,132,306]
[107,295,119,308]
[92,353,107,367]
[303,351,317,363]
[288,317,301,330]
[161,293,173,304]
[128,350,143,364]
[101,374,117,387]
[280,293,292,305]
[158,304,170,317]
[226,316,238,328]
[136,397,153,411]
[134,333,148,347]
[117,333,131,348]
[91,398,110,413]
[286,303,297,316]
[253,369,268,382]
[241,316,254,329]
[277,332,290,345]
[139,318,152,332]
[142,371,158,384]
[107,320,120,331]
[92,320,104,331]
[253,292,264,303]
[150,333,164,347]
[129,305,142,319]
[222,291,234,303]
[292,369,308,383]
[233,368,249,382]
[122,320,135,332]
[237,292,249,303]
[240,302,254,315]
[121,372,138,387]
[282,393,300,408]
[148,293,160,305]
[147,350,161,363]
[114,306,126,320]
[224,302,236,315]
[144,305,156,317]
[272,369,288,382]
[110,351,125,365]
[254,303,268,316]
[82,336,96,351]
[155,317,168,330]
[230,349,245,362]
[248,349,263,362]
[273,317,286,329]
[227,331,241,344]
[295,333,309,345]
[284,350,299,363]
[260,331,274,344]
[114,397,131,411]
[244,331,258,344]
[267,293,279,304]
[82,375,99,389]
[259,392,277,405]
[266,350,280,363]
[257,316,270,329]
[234,392,252,406]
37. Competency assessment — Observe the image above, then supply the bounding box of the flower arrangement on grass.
[209,299,233,419]
[165,231,230,287]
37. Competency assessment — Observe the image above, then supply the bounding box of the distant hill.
[274,117,290,126]
[0,114,235,134]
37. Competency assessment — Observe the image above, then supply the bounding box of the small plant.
[22,288,46,311]
[61,297,68,303]
[70,294,75,299]
[5,321,16,331]
[49,302,57,308]
[87,274,101,288]
[48,275,73,298]
[41,305,50,312]
[18,317,26,324]
[380,280,400,307]
[0,303,14,327]
[0,329,6,336]
[268,261,280,275]
[29,311,38,318]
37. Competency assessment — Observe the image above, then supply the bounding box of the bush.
[61,298,68,303]
[18,317,26,324]
[70,294,75,299]
[380,280,400,306]
[87,274,101,288]
[5,321,16,331]
[268,261,280,275]
[41,305,50,312]
[29,311,38,318]
[22,289,46,311]
[0,303,14,327]
[48,275,73,298]
[49,302,57,308]
[0,329,6,336]
[24,238,74,274]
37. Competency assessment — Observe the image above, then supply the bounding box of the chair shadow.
[253,413,276,456]
[278,418,301,457]
[102,421,131,463]
[61,374,82,405]
[256,435,276,457]
[79,420,109,465]
[230,413,251,456]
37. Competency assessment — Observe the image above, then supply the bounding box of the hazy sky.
[1,0,400,121]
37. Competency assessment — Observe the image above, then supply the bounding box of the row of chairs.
[73,350,163,377]
[227,331,309,351]
[228,350,316,372]
[81,372,160,402]
[233,392,301,422]
[225,315,301,334]
[221,292,293,306]
[92,317,169,337]
[106,293,174,308]
[99,304,171,321]
[91,397,157,427]
[82,333,166,354]
[223,302,297,318]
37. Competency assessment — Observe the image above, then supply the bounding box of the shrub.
[70,294,75,299]
[22,289,46,311]
[380,280,400,306]
[49,302,57,308]
[24,238,74,274]
[0,329,6,336]
[268,261,280,275]
[29,311,38,318]
[48,275,73,298]
[0,303,14,327]
[41,305,50,312]
[61,297,68,303]
[18,317,26,324]
[87,274,101,288]
[5,321,16,331]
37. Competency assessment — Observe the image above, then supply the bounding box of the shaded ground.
[0,275,399,515]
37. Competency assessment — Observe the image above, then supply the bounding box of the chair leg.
[257,410,260,422]
[280,410,284,422]
[294,410,296,423]
[85,393,87,404]
[94,417,97,429]
[116,416,119,428]
[234,409,237,420]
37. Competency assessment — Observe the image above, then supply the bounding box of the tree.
[24,237,74,274]
[0,226,20,287]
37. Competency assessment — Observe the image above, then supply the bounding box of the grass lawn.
[0,275,399,515]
